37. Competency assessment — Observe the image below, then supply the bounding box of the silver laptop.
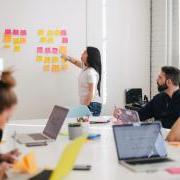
[16,105,69,144]
[113,122,172,166]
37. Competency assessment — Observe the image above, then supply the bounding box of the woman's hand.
[0,162,12,180]
[0,149,20,164]
[113,106,122,120]
[61,53,72,62]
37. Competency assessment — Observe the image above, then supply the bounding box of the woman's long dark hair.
[86,47,102,96]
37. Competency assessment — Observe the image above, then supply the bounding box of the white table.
[1,117,180,180]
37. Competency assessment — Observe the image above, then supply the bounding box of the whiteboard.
[0,0,86,119]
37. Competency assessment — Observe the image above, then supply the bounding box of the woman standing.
[62,47,102,116]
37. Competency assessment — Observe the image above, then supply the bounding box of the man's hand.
[0,162,13,180]
[113,106,122,120]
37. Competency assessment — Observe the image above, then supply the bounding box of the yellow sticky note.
[44,57,51,63]
[14,45,21,52]
[3,35,11,43]
[47,37,54,43]
[47,30,53,36]
[52,57,59,63]
[20,37,26,44]
[14,151,38,175]
[54,30,61,36]
[4,44,10,48]
[37,29,45,36]
[62,62,69,70]
[40,37,47,43]
[59,46,67,55]
[13,38,20,44]
[36,56,43,62]
[51,65,61,72]
[43,65,50,72]
[50,136,87,180]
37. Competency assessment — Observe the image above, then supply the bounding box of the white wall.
[87,0,151,114]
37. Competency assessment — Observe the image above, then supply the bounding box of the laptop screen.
[113,122,167,160]
[43,105,69,139]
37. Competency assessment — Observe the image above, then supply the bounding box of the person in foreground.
[0,70,19,179]
[62,47,102,116]
[114,66,180,129]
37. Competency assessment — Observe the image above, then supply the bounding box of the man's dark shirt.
[138,89,180,129]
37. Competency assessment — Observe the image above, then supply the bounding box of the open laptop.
[16,105,69,144]
[113,122,172,167]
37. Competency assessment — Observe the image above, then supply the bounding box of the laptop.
[114,108,140,124]
[16,105,69,144]
[113,122,172,167]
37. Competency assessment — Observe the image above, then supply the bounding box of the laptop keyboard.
[29,133,49,140]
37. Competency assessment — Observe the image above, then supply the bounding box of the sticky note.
[61,30,67,36]
[20,38,26,44]
[50,136,87,180]
[168,142,180,147]
[59,46,67,54]
[51,65,61,72]
[44,57,51,63]
[40,37,47,43]
[5,29,11,35]
[3,35,11,43]
[52,48,58,54]
[20,30,27,36]
[14,45,21,52]
[13,38,20,44]
[13,29,19,35]
[52,57,59,63]
[62,62,69,70]
[45,48,51,54]
[36,56,43,62]
[47,37,54,43]
[47,30,53,36]
[62,37,68,44]
[54,30,61,36]
[37,29,45,36]
[166,167,180,174]
[37,47,43,54]
[4,44,10,48]
[43,65,50,72]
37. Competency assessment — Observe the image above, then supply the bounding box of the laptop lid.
[113,122,167,161]
[43,105,69,139]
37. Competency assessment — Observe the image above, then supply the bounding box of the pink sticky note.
[13,29,19,35]
[166,168,180,174]
[62,37,68,43]
[61,30,67,36]
[45,48,51,54]
[5,29,11,35]
[52,48,58,54]
[20,30,27,36]
[37,47,43,53]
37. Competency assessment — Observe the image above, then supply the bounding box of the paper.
[4,44,10,48]
[37,47,43,54]
[166,167,180,174]
[51,65,61,72]
[44,57,51,63]
[13,38,20,44]
[36,56,43,62]
[47,30,53,36]
[14,45,21,52]
[20,30,27,36]
[45,48,51,54]
[40,37,47,43]
[38,29,44,36]
[62,62,68,70]
[14,151,38,174]
[61,30,67,36]
[52,48,58,54]
[62,37,68,43]
[3,35,11,43]
[20,37,26,44]
[47,37,54,43]
[43,65,50,72]
[50,136,87,180]
[52,57,59,63]
[5,29,11,35]
[59,46,67,54]
[54,30,61,36]
[13,29,19,35]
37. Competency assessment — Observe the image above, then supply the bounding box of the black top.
[138,89,180,129]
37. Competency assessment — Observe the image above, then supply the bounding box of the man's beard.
[157,82,168,92]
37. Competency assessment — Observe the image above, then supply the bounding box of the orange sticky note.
[20,37,26,44]
[14,45,21,52]
[13,38,20,44]
[37,29,45,36]
[44,57,51,63]
[62,62,69,70]
[59,46,67,54]
[168,142,180,147]
[54,30,61,36]
[40,37,47,43]
[3,44,11,48]
[52,57,59,63]
[43,65,50,72]
[3,35,11,43]
[51,65,61,72]
[36,56,43,62]
[47,37,54,43]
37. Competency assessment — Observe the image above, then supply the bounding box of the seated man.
[114,66,180,129]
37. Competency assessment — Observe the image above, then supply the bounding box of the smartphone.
[73,165,91,171]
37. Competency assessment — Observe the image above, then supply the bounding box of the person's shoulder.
[87,67,98,75]
[151,92,167,101]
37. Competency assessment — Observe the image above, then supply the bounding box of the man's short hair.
[161,66,180,86]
